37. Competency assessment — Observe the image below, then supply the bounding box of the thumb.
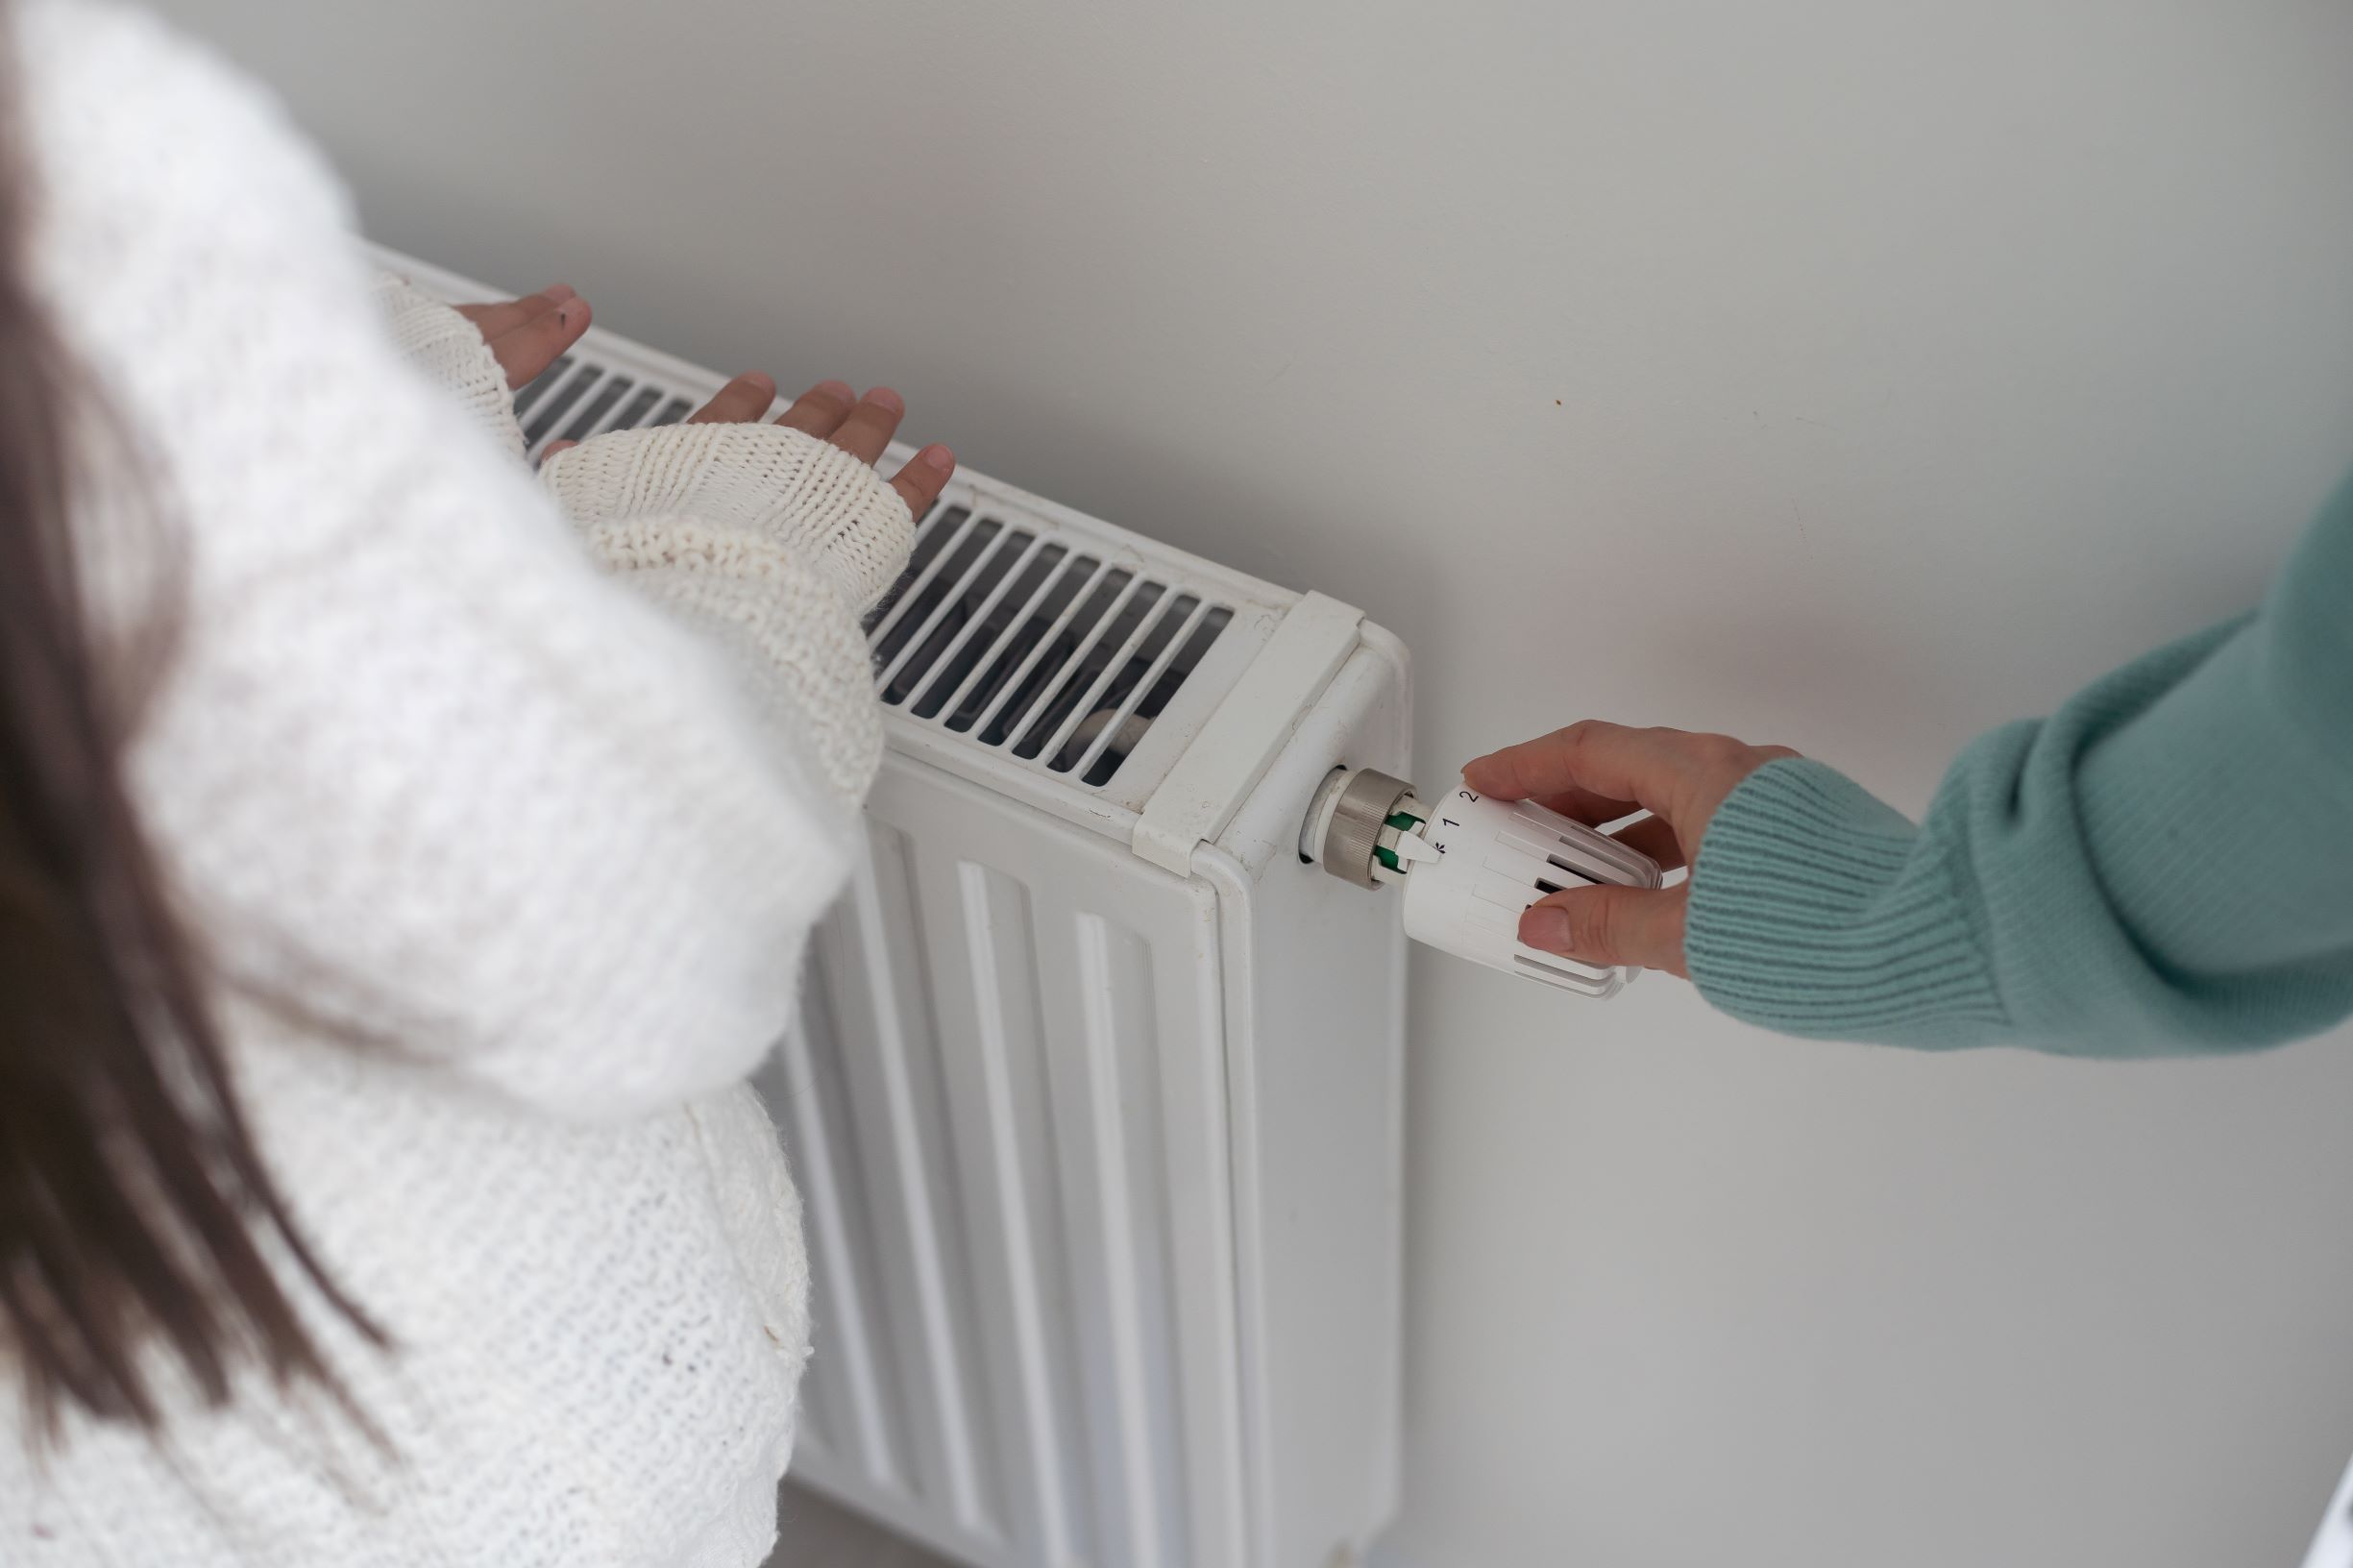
[1519,884,1688,977]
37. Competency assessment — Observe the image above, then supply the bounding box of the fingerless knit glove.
[374,272,524,457]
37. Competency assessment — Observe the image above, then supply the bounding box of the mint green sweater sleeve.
[1683,475,2353,1054]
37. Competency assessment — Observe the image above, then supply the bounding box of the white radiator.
[384,250,1408,1568]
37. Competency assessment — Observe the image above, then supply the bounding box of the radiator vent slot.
[866,504,1231,789]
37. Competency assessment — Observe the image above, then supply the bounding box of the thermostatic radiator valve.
[1302,767,1662,997]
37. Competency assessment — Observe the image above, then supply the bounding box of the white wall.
[149,3,2353,1563]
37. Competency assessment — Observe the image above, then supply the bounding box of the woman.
[0,1,949,1562]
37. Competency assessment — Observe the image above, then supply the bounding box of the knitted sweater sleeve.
[21,0,910,1122]
[190,326,904,1120]
[1683,477,2353,1054]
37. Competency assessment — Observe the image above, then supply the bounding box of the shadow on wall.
[769,1482,954,1568]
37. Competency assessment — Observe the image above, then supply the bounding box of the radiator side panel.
[1212,641,1412,1568]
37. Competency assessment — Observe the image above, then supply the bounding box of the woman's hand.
[455,284,591,387]
[1461,723,1799,976]
[461,277,957,544]
[551,371,957,520]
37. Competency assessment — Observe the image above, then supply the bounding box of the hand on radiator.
[1463,722,1799,977]
[453,283,592,385]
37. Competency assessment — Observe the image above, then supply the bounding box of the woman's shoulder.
[15,0,355,276]
[11,0,395,599]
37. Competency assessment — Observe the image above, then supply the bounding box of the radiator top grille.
[419,272,1306,825]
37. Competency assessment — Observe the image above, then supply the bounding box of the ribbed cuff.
[1684,758,2008,1045]
[373,273,525,458]
[541,423,914,611]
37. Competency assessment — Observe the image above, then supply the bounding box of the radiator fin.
[1067,914,1190,1568]
[819,826,1008,1539]
[940,865,1100,1564]
[775,966,915,1489]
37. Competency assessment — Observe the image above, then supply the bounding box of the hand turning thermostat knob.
[1303,768,1662,997]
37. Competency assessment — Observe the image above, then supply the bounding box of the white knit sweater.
[0,4,911,1564]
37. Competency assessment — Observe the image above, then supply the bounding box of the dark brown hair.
[0,55,375,1433]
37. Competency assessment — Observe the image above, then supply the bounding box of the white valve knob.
[1400,777,1661,997]
[1305,768,1662,997]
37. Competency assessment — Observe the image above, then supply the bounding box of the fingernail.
[813,380,853,401]
[544,283,576,303]
[863,386,904,414]
[739,371,776,392]
[559,299,588,325]
[921,444,954,472]
[1521,906,1574,954]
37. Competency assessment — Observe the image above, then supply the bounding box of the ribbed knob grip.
[1317,768,1416,890]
